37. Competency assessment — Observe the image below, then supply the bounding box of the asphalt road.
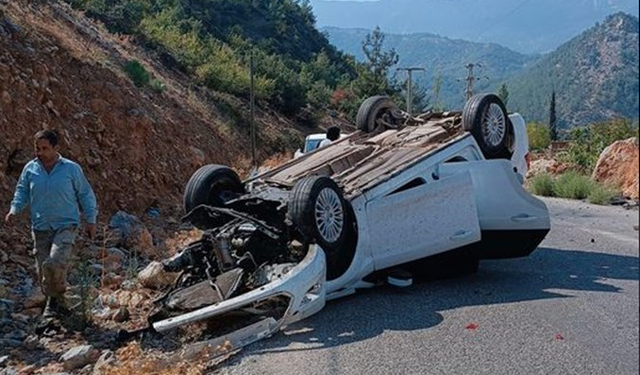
[216,197,639,375]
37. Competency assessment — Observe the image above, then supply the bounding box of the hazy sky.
[310,0,640,53]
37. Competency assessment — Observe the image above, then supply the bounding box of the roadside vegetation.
[527,118,638,205]
[64,0,403,123]
[526,122,552,151]
[529,172,618,205]
[558,118,639,171]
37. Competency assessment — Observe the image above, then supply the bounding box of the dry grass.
[163,228,203,257]
[100,342,208,375]
[261,152,293,169]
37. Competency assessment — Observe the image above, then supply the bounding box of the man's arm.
[73,165,98,238]
[5,166,31,223]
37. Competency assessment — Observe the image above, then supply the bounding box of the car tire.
[356,96,398,133]
[183,164,244,213]
[289,176,353,279]
[463,93,514,159]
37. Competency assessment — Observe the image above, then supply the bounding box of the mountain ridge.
[507,12,639,128]
[310,0,640,54]
[322,12,639,127]
[323,26,537,109]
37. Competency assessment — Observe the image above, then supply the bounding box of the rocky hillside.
[0,0,310,225]
[1,1,323,372]
[507,12,639,128]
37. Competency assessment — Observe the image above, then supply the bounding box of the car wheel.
[356,96,398,133]
[289,176,354,279]
[183,164,244,213]
[463,93,514,159]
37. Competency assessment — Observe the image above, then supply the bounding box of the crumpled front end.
[135,187,331,354]
[152,245,326,334]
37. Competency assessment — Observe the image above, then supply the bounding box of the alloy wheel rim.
[314,187,344,243]
[482,103,506,147]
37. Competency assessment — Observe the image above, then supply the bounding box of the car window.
[304,139,323,153]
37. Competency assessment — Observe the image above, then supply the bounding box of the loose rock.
[59,345,99,371]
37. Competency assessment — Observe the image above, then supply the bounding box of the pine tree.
[432,72,443,111]
[549,91,558,141]
[357,26,400,97]
[497,83,509,106]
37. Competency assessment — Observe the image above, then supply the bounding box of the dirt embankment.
[0,1,311,372]
[0,1,303,229]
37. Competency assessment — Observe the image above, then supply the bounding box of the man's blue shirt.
[10,156,98,231]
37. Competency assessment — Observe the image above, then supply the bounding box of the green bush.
[150,79,165,93]
[588,185,618,205]
[305,81,332,110]
[564,119,639,171]
[529,171,620,205]
[553,171,594,200]
[527,122,551,151]
[529,173,556,197]
[123,60,150,87]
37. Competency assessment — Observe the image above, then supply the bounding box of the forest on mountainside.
[62,0,404,120]
[506,12,639,129]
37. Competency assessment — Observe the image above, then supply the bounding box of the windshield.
[304,138,323,153]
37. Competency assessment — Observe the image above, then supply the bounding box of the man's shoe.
[42,297,69,318]
[35,316,62,336]
[42,298,56,318]
[52,297,70,315]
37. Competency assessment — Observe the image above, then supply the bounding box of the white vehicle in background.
[130,93,549,357]
[293,133,327,158]
[294,132,349,159]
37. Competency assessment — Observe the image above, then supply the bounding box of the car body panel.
[509,113,529,179]
[366,171,481,270]
[440,160,549,231]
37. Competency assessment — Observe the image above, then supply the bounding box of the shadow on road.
[241,247,639,355]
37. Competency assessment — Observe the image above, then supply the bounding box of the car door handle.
[511,214,536,222]
[450,230,473,241]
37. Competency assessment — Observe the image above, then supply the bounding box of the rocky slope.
[593,137,639,199]
[0,1,319,373]
[0,1,308,224]
[507,12,639,128]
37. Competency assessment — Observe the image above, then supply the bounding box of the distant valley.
[310,0,639,54]
[322,13,639,128]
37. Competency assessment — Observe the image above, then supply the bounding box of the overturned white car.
[142,94,550,351]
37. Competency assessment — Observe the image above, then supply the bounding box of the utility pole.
[250,50,257,170]
[464,63,478,100]
[461,63,488,101]
[397,67,425,115]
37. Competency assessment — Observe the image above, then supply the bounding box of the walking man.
[5,129,98,319]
